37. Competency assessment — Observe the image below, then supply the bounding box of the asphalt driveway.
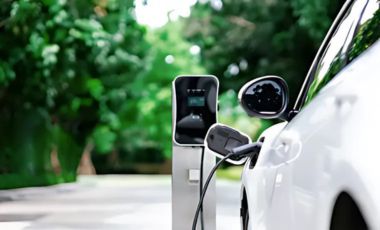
[0,175,241,230]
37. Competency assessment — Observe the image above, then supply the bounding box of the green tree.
[0,0,147,187]
[91,20,210,173]
[133,22,205,159]
[184,0,345,107]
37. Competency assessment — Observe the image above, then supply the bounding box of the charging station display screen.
[174,76,218,145]
[188,96,205,107]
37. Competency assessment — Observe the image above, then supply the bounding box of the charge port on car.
[249,136,264,169]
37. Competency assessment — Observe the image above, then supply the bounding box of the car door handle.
[331,93,358,117]
[333,93,358,107]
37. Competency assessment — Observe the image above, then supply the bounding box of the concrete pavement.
[0,175,241,230]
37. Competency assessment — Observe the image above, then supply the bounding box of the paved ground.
[0,175,241,230]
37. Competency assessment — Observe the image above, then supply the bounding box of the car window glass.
[348,1,380,61]
[304,0,367,104]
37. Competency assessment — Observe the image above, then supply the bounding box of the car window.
[304,0,380,104]
[348,0,380,61]
[304,0,374,104]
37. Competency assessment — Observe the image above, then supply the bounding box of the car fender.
[241,122,287,229]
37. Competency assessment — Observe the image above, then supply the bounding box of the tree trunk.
[77,142,96,175]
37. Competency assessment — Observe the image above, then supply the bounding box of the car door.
[263,0,380,229]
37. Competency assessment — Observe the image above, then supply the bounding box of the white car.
[238,0,380,229]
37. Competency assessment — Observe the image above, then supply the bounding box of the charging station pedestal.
[172,76,218,230]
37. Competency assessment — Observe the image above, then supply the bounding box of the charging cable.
[199,147,205,230]
[192,142,262,230]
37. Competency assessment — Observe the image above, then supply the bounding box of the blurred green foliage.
[291,0,346,41]
[0,0,345,187]
[184,0,345,107]
[123,22,205,159]
[92,21,208,173]
[0,0,147,187]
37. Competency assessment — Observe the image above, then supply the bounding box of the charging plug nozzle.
[231,142,262,160]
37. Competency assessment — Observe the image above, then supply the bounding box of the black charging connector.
[192,142,262,230]
[231,142,262,160]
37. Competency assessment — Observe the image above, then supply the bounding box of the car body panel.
[242,40,380,230]
[241,122,287,230]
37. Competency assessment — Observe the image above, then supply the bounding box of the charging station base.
[172,145,216,230]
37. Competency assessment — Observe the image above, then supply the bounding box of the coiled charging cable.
[192,142,262,230]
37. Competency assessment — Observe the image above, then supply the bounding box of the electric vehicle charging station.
[172,75,219,230]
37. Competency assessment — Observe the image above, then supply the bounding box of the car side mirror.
[205,124,251,165]
[238,75,289,120]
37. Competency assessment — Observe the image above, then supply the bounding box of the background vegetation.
[0,0,344,188]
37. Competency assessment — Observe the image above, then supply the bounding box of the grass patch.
[216,166,244,181]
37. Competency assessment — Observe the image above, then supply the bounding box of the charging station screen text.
[188,96,205,107]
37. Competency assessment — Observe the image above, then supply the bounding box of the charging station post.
[172,76,218,230]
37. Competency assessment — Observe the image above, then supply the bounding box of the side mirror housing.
[238,76,289,120]
[205,124,251,165]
